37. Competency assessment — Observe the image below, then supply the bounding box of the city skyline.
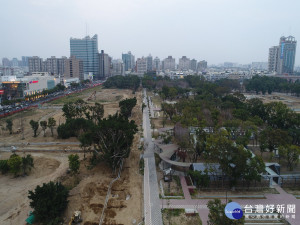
[1,0,300,66]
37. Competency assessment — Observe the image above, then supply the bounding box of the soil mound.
[32,157,61,178]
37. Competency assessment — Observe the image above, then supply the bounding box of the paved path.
[180,176,191,200]
[143,89,163,225]
[161,177,300,225]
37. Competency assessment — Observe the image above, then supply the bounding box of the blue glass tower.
[122,51,135,72]
[277,36,297,75]
[70,35,99,79]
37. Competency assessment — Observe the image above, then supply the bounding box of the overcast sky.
[1,0,300,65]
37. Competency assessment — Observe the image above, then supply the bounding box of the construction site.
[0,86,143,225]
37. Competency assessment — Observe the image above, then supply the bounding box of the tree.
[7,154,22,176]
[246,98,266,121]
[88,102,104,124]
[259,127,291,153]
[243,155,265,185]
[30,120,39,137]
[279,145,300,171]
[40,120,47,137]
[103,75,140,90]
[188,170,209,188]
[68,154,80,173]
[28,181,69,224]
[57,118,94,139]
[62,101,77,120]
[85,113,137,170]
[161,103,176,121]
[119,97,137,118]
[6,119,13,134]
[207,199,245,225]
[264,102,294,129]
[79,132,93,159]
[48,117,56,137]
[193,128,208,161]
[168,87,178,100]
[205,130,264,187]
[22,154,34,175]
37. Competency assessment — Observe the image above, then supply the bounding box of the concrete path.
[143,89,163,225]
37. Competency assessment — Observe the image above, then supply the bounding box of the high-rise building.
[153,57,161,71]
[276,36,297,74]
[163,56,176,71]
[111,59,125,76]
[70,35,99,79]
[190,59,197,72]
[178,56,190,71]
[28,56,43,73]
[99,50,111,78]
[136,57,147,75]
[64,56,84,80]
[2,58,11,67]
[122,51,135,72]
[11,58,19,67]
[268,46,279,73]
[146,54,153,72]
[45,56,59,75]
[197,60,207,72]
[57,57,67,75]
[22,56,30,67]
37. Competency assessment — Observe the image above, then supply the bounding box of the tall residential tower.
[268,36,297,74]
[122,51,135,72]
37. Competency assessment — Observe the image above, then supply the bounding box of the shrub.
[0,160,9,174]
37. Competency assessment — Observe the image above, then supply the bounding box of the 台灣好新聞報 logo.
[225,202,243,220]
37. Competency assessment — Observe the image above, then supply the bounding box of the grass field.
[49,85,103,104]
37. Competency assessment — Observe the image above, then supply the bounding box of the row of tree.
[0,154,34,176]
[103,75,140,91]
[29,117,56,137]
[245,75,300,96]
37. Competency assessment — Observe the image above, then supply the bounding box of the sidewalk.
[143,90,163,225]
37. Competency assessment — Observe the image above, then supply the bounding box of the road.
[143,89,163,225]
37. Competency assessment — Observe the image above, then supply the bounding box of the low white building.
[22,75,57,96]
[1,74,58,99]
[64,78,79,88]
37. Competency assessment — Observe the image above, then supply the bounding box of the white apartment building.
[178,56,190,71]
[136,57,147,75]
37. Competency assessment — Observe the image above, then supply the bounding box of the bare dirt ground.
[0,87,143,225]
[0,152,68,225]
[0,87,135,144]
[245,92,300,113]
